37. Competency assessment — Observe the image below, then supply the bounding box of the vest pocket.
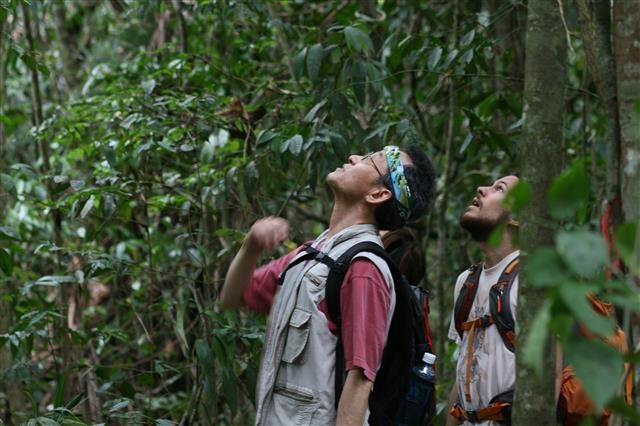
[282,308,311,364]
[273,383,319,425]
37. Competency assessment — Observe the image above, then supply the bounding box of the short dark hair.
[375,145,436,231]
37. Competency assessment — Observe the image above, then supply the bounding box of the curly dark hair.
[374,145,436,231]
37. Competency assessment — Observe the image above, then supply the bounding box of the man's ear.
[366,187,393,205]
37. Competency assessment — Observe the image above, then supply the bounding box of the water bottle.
[395,352,436,426]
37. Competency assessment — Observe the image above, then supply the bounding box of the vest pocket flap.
[289,308,311,328]
[282,308,311,364]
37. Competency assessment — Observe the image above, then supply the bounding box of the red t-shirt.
[243,247,391,382]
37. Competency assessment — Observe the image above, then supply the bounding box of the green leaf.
[458,49,474,66]
[0,248,13,275]
[558,282,615,336]
[222,364,239,414]
[141,79,156,95]
[548,161,590,220]
[282,135,303,156]
[353,61,367,106]
[175,299,188,350]
[344,26,373,54]
[256,130,278,146]
[563,335,624,412]
[522,300,551,376]
[460,29,475,46]
[1,173,16,198]
[304,99,327,123]
[614,222,639,277]
[20,51,37,71]
[459,133,473,154]
[195,339,215,396]
[556,229,607,278]
[503,180,531,214]
[293,47,307,80]
[331,93,349,122]
[427,46,442,71]
[602,292,640,314]
[0,226,19,241]
[80,195,95,219]
[525,246,568,288]
[306,43,323,82]
[441,49,459,70]
[487,223,505,247]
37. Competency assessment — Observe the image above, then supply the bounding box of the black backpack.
[279,241,434,425]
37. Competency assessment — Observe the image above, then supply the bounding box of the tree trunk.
[575,0,623,227]
[613,0,640,412]
[614,2,640,222]
[514,0,567,423]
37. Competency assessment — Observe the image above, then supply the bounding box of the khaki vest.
[254,224,395,426]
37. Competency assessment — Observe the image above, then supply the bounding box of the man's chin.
[460,216,493,242]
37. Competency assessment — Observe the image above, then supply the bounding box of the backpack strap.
[277,244,337,286]
[450,389,514,425]
[454,263,482,339]
[489,257,520,352]
[323,241,393,408]
[325,241,392,328]
[454,257,519,403]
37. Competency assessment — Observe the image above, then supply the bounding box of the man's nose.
[348,155,361,165]
[477,186,487,197]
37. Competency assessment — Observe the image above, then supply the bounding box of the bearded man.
[446,175,520,426]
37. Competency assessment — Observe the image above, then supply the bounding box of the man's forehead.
[495,175,519,187]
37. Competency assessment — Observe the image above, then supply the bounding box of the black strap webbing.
[277,244,338,286]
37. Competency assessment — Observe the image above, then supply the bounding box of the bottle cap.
[422,352,436,364]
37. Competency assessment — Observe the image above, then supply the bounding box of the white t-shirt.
[448,251,519,426]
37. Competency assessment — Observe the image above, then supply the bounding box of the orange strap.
[450,402,510,423]
[460,315,494,402]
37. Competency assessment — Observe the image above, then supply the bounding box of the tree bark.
[514,0,567,423]
[614,2,640,222]
[575,0,622,226]
[613,0,640,413]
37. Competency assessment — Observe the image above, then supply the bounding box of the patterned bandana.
[383,145,413,220]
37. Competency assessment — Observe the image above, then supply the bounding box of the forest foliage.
[0,1,638,425]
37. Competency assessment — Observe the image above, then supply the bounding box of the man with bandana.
[221,145,436,425]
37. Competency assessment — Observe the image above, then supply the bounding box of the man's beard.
[459,211,509,242]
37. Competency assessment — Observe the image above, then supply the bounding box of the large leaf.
[427,46,442,70]
[614,222,639,277]
[563,335,624,412]
[524,246,568,288]
[503,180,531,215]
[0,248,13,275]
[344,26,373,54]
[555,229,607,278]
[548,161,590,220]
[522,299,551,376]
[306,43,324,82]
[558,282,615,337]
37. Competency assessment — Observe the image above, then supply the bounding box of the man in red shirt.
[221,145,435,425]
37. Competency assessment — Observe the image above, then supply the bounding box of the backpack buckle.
[466,410,478,422]
[480,314,492,327]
